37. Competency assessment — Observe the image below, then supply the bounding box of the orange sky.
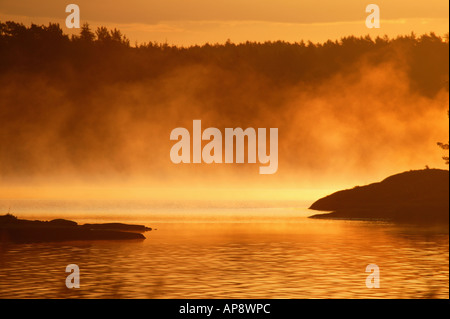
[0,0,448,45]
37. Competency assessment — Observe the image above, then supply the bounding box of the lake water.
[0,200,448,299]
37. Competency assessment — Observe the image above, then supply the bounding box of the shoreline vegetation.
[308,169,449,225]
[0,22,448,101]
[0,214,151,243]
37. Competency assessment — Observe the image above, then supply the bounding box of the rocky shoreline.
[0,214,151,243]
[308,169,449,225]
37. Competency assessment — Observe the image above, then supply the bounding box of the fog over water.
[0,34,448,199]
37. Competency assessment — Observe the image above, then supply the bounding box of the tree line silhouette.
[0,21,448,97]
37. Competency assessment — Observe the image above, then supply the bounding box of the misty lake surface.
[0,200,448,299]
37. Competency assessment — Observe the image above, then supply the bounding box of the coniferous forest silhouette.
[0,22,447,96]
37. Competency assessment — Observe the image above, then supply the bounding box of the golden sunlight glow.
[0,0,448,45]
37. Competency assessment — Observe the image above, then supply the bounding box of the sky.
[0,0,448,45]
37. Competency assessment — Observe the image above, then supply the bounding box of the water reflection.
[0,219,448,298]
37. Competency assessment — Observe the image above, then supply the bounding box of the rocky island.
[0,214,152,243]
[309,169,449,224]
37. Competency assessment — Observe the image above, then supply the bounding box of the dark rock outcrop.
[309,169,449,224]
[0,214,151,243]
[81,223,151,233]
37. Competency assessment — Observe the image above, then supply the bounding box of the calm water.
[0,200,448,299]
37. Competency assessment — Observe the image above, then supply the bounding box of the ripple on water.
[0,220,448,298]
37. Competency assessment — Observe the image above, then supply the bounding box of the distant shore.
[0,214,151,243]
